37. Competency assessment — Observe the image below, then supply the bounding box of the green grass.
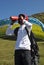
[0,38,15,65]
[0,25,8,36]
[38,42,44,65]
[0,38,44,65]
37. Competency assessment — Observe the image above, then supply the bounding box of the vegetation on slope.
[31,12,44,23]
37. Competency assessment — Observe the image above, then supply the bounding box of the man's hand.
[10,21,14,25]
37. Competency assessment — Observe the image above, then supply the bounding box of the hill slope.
[31,12,44,23]
[30,12,44,40]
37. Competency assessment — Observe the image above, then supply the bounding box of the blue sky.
[0,0,44,19]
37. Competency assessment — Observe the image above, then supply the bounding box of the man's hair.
[18,14,25,18]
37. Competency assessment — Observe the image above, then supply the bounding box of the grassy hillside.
[31,12,44,40]
[31,12,44,23]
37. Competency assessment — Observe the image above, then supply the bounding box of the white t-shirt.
[15,20,32,50]
[6,20,32,50]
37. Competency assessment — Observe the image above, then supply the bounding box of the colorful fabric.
[29,17,44,31]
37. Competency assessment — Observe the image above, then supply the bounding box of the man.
[14,14,32,65]
[6,14,39,65]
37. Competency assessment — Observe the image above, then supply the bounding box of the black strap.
[25,27,30,39]
[14,27,20,36]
